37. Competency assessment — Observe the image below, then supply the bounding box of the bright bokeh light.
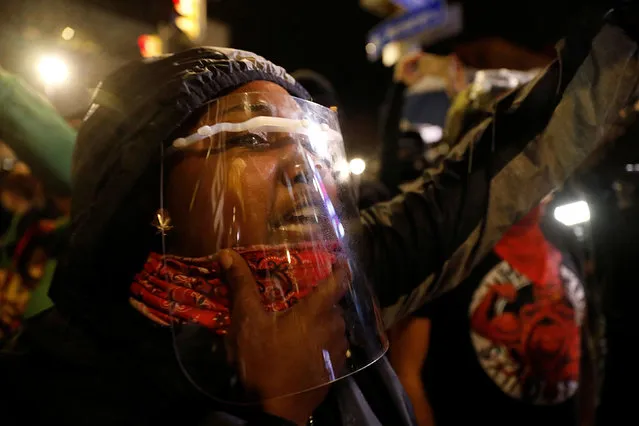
[173,0,195,16]
[365,42,377,56]
[382,42,401,67]
[553,201,590,227]
[173,0,201,40]
[419,124,443,144]
[138,34,163,58]
[349,158,366,176]
[334,160,351,182]
[37,56,69,86]
[61,27,75,40]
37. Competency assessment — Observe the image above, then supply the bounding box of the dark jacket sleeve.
[360,18,639,327]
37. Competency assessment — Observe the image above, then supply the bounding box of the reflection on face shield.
[131,93,386,401]
[127,90,387,403]
[167,97,345,253]
[131,92,350,326]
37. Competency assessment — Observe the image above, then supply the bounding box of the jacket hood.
[49,47,310,330]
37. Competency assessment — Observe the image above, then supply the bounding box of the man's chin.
[267,223,336,246]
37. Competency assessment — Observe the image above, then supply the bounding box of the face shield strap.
[173,115,343,149]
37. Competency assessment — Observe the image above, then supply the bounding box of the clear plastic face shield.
[130,90,387,403]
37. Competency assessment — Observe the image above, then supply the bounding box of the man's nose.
[279,144,312,186]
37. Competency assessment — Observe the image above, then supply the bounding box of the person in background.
[379,51,464,194]
[389,69,596,426]
[389,199,589,426]
[290,69,339,111]
[0,65,75,344]
[291,68,392,210]
[394,127,428,186]
[380,34,556,195]
[0,145,69,345]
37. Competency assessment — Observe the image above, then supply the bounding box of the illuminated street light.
[173,0,204,41]
[61,27,75,40]
[419,124,443,144]
[382,42,401,67]
[37,56,69,86]
[138,34,163,58]
[553,201,590,227]
[349,158,366,176]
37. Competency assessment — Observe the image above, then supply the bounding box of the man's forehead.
[211,92,302,122]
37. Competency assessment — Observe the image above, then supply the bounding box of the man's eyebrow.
[219,102,275,117]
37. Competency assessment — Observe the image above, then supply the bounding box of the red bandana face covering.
[129,242,342,335]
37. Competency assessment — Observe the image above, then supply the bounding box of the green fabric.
[23,259,56,318]
[0,68,76,195]
[23,218,68,318]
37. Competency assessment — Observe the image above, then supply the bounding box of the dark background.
[60,0,611,154]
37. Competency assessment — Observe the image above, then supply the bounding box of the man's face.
[166,81,341,256]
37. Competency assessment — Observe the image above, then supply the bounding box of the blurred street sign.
[415,2,462,48]
[367,0,445,61]
[391,0,431,10]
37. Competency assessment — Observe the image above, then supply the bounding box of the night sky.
[205,0,609,153]
[203,0,604,154]
[83,0,608,105]
[3,0,614,154]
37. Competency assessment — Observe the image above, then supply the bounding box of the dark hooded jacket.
[2,7,639,424]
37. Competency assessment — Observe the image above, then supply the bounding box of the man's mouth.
[273,201,334,239]
[285,204,324,222]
